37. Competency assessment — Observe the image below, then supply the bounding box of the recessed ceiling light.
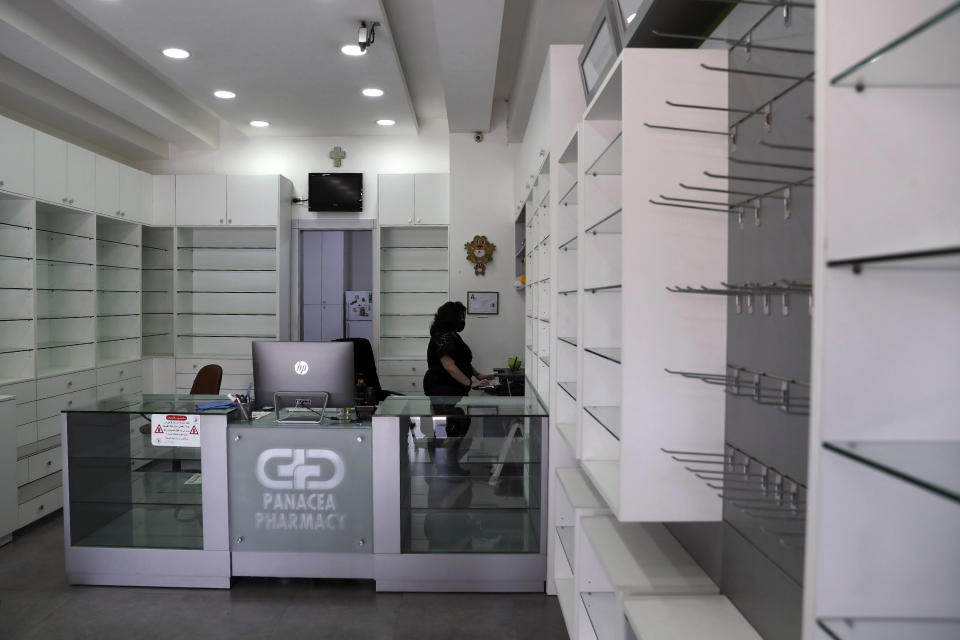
[162,48,190,59]
[362,88,384,97]
[376,119,396,126]
[626,12,637,24]
[213,90,236,99]
[341,44,366,56]
[250,120,270,128]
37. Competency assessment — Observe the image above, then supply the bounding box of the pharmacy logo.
[255,448,345,490]
[294,360,309,375]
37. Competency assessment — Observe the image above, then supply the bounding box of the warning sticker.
[150,414,201,448]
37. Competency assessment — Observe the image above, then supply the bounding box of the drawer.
[27,447,62,483]
[378,360,428,377]
[37,370,97,399]
[37,387,97,420]
[380,375,423,394]
[16,458,28,486]
[16,401,36,426]
[18,488,62,527]
[174,373,250,393]
[97,377,142,400]
[36,415,62,441]
[0,380,36,403]
[16,422,37,447]
[97,361,142,385]
[176,358,252,376]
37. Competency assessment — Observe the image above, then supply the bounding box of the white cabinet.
[35,134,96,211]
[378,174,414,225]
[227,175,280,226]
[67,144,95,211]
[0,114,34,197]
[94,155,120,217]
[153,175,176,225]
[377,173,449,226]
[139,170,154,224]
[413,173,449,225]
[176,175,227,226]
[34,132,67,205]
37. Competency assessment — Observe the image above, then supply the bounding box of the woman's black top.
[423,331,472,396]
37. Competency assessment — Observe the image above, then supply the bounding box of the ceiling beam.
[431,0,504,133]
[0,0,219,150]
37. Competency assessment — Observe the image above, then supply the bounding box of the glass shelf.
[0,221,32,230]
[558,236,578,252]
[177,268,276,272]
[36,228,93,241]
[97,264,140,271]
[38,315,93,320]
[581,592,616,640]
[558,289,577,296]
[0,253,32,261]
[402,509,540,554]
[560,182,578,207]
[178,246,275,250]
[584,347,621,364]
[71,505,203,550]
[586,209,622,235]
[97,336,141,343]
[585,132,623,176]
[558,381,577,401]
[38,340,94,350]
[36,258,94,267]
[557,525,574,570]
[0,346,33,355]
[142,245,170,252]
[584,406,621,440]
[69,470,203,506]
[381,245,448,250]
[177,312,276,316]
[831,1,960,89]
[176,332,276,338]
[558,336,577,347]
[827,246,960,274]
[539,354,550,366]
[818,618,960,640]
[97,238,140,248]
[824,441,960,504]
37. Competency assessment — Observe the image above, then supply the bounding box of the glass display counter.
[62,394,233,588]
[372,392,548,591]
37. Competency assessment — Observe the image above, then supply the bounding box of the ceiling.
[0,0,600,159]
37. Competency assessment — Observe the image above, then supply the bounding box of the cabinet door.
[94,155,120,216]
[175,175,226,226]
[227,175,278,226]
[118,164,141,221]
[66,144,95,210]
[414,173,449,225]
[378,174,415,225]
[153,175,176,226]
[0,115,34,197]
[34,131,67,204]
[320,231,345,304]
[320,304,344,341]
[138,169,154,224]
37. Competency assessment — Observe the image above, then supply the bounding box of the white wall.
[449,102,524,374]
[137,119,450,220]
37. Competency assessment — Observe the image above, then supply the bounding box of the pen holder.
[236,401,252,421]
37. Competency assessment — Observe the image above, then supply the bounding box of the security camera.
[358,21,379,52]
[473,132,484,143]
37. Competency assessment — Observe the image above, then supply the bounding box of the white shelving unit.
[141,226,174,357]
[377,226,449,394]
[804,2,960,638]
[0,197,36,386]
[96,216,141,367]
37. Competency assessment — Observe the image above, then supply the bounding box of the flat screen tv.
[308,172,363,212]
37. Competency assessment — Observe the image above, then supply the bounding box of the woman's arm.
[472,366,492,381]
[441,355,474,387]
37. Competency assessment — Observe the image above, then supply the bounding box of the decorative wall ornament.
[329,146,346,167]
[465,235,496,276]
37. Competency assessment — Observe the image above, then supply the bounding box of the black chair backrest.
[190,364,223,395]
[333,338,386,402]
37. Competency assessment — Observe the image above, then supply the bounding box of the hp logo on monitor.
[294,360,309,375]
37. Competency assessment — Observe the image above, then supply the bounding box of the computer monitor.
[252,341,354,410]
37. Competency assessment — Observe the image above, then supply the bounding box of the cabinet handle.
[416,218,421,223]
[69,199,74,204]
[62,198,68,203]
[119,370,123,376]
[116,210,121,215]
[67,381,72,387]
[0,180,5,186]
[219,219,224,224]
[38,504,44,511]
[119,387,124,392]
[67,400,73,406]
[46,460,52,466]
[228,219,232,224]
[411,367,416,372]
[407,218,412,223]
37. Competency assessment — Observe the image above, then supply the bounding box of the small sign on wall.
[467,291,499,315]
[151,414,201,448]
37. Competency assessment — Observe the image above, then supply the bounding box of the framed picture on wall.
[467,291,499,315]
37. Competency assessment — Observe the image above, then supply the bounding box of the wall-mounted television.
[308,172,363,212]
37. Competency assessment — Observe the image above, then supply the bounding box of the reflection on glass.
[616,0,645,29]
[400,406,542,553]
[818,618,960,640]
[68,412,203,550]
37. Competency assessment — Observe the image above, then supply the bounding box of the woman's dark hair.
[430,301,466,336]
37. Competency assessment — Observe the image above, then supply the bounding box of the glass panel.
[65,393,236,415]
[585,209,622,235]
[400,414,543,553]
[67,411,203,550]
[824,441,960,503]
[818,618,960,640]
[557,525,575,570]
[583,18,617,93]
[831,2,960,88]
[586,133,623,176]
[584,406,621,440]
[582,592,617,640]
[615,0,645,30]
[584,347,621,364]
[558,381,577,400]
[377,392,547,418]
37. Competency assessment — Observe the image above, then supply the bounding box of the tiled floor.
[0,514,568,639]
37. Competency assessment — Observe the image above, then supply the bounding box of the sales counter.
[61,393,547,591]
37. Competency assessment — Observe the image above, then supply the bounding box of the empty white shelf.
[581,459,620,511]
[624,595,762,639]
[556,466,606,510]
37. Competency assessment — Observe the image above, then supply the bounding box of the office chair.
[332,337,399,402]
[189,364,223,395]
